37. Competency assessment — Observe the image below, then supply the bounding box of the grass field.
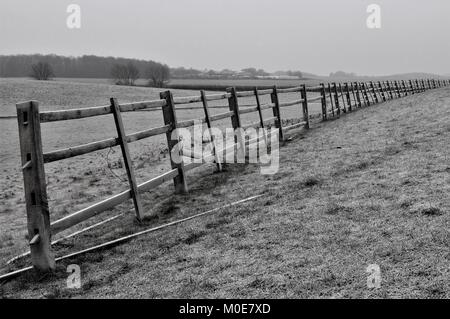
[0,78,448,298]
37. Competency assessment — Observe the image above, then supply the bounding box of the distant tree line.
[170,66,303,79]
[0,54,171,87]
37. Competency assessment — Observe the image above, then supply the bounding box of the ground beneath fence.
[1,87,449,298]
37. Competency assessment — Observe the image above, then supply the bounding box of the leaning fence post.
[200,90,222,172]
[110,98,144,221]
[160,91,188,194]
[16,101,55,271]
[300,84,310,129]
[254,87,268,147]
[270,85,284,141]
[333,83,341,117]
[320,83,327,120]
[328,83,335,116]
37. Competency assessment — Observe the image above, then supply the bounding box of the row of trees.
[1,54,171,87]
[110,62,170,87]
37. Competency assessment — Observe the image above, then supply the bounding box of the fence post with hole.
[16,101,55,271]
[160,91,189,194]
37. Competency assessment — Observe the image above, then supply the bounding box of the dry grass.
[0,83,449,299]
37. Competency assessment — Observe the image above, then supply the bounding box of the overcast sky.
[1,0,449,75]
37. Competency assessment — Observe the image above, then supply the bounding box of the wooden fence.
[15,78,449,271]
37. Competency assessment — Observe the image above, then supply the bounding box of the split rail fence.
[15,78,449,271]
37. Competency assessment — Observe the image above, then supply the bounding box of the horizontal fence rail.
[14,78,449,271]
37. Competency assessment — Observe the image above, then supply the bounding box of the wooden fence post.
[270,85,284,141]
[201,90,222,172]
[328,83,335,117]
[370,82,379,103]
[111,98,144,221]
[354,82,362,107]
[300,84,310,129]
[254,87,268,147]
[16,101,55,271]
[378,81,386,102]
[160,91,188,194]
[344,83,352,111]
[362,83,372,105]
[394,81,401,97]
[350,83,358,108]
[333,83,341,117]
[382,81,390,100]
[339,83,347,113]
[320,83,327,120]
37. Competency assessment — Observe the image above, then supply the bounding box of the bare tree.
[147,64,170,87]
[126,62,140,86]
[30,62,54,80]
[111,63,140,85]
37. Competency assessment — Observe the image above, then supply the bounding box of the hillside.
[1,86,449,298]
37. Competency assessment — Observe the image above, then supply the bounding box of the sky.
[1,0,449,76]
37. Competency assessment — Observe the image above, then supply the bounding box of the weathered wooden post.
[354,82,362,107]
[320,83,327,120]
[344,83,352,111]
[370,82,379,103]
[415,79,421,93]
[394,81,401,97]
[350,82,358,108]
[362,83,372,105]
[270,85,284,141]
[402,80,408,96]
[253,87,268,147]
[160,91,188,194]
[201,90,222,172]
[333,83,341,117]
[111,98,143,221]
[378,81,386,102]
[328,83,335,117]
[300,84,310,129]
[339,83,347,113]
[16,101,55,271]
